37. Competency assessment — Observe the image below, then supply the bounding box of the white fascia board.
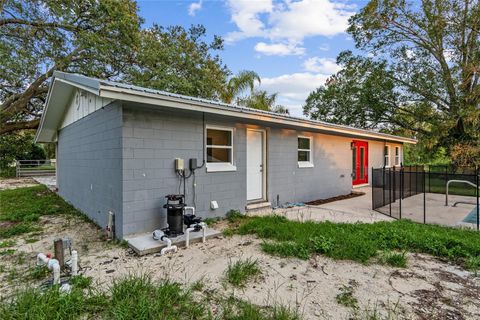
[99,86,417,144]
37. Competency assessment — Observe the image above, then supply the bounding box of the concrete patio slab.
[125,228,222,256]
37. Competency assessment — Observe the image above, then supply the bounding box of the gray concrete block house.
[35,72,416,239]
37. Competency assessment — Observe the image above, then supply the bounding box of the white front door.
[246,129,264,201]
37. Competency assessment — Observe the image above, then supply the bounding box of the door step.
[245,201,272,214]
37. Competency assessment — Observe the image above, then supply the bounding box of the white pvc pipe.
[71,250,78,276]
[200,222,206,243]
[160,236,178,255]
[185,227,195,248]
[37,253,61,285]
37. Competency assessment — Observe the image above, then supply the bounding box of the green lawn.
[236,215,480,270]
[0,185,80,238]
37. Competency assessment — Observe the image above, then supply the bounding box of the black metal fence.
[372,165,479,230]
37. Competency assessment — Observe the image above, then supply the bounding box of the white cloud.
[303,57,340,74]
[267,0,355,41]
[188,0,203,16]
[254,42,305,56]
[259,72,329,116]
[225,0,273,42]
[225,0,356,56]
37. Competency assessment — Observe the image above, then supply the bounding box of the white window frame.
[205,125,237,172]
[298,135,314,168]
[394,146,401,166]
[384,145,391,167]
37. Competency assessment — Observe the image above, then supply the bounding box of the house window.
[395,146,401,166]
[206,127,236,172]
[298,136,313,168]
[384,145,390,167]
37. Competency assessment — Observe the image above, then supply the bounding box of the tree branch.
[0,119,40,135]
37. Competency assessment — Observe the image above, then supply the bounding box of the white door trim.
[246,128,267,202]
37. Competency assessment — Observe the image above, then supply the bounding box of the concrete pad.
[125,228,222,256]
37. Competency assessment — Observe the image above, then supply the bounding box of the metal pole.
[382,167,385,207]
[423,167,426,224]
[371,167,375,210]
[389,169,392,217]
[476,167,479,231]
[399,167,402,219]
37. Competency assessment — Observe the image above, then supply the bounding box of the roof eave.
[99,85,417,145]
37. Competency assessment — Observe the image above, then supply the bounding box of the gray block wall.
[57,103,124,237]
[121,105,247,236]
[267,128,353,205]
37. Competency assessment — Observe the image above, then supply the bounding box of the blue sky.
[138,0,366,116]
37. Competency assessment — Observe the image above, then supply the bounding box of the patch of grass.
[336,285,358,309]
[1,274,299,319]
[466,256,480,276]
[222,295,300,320]
[226,209,245,223]
[0,240,15,248]
[378,251,407,268]
[203,217,220,226]
[0,185,81,238]
[223,227,235,237]
[191,277,206,292]
[0,249,16,255]
[25,238,39,244]
[237,215,480,266]
[28,265,50,280]
[225,258,261,287]
[70,275,93,289]
[107,275,206,319]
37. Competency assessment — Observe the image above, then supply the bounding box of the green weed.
[336,285,358,309]
[226,209,245,223]
[0,240,15,248]
[28,265,50,280]
[70,275,93,289]
[466,256,480,276]
[225,258,261,287]
[378,251,407,268]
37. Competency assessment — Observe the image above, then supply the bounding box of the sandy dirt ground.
[1,213,479,320]
[0,177,38,190]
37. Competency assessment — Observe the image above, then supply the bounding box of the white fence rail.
[16,159,56,177]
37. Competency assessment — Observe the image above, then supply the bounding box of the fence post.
[389,168,392,217]
[423,167,426,224]
[15,161,19,178]
[399,167,402,220]
[382,167,385,207]
[476,166,479,231]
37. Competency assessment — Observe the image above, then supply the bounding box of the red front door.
[352,140,368,185]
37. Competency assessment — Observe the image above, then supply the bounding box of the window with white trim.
[298,136,313,167]
[384,145,390,167]
[206,127,236,172]
[394,146,401,166]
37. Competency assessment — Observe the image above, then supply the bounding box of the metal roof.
[36,71,417,144]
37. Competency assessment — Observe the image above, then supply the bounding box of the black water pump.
[163,194,185,237]
[162,194,204,237]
